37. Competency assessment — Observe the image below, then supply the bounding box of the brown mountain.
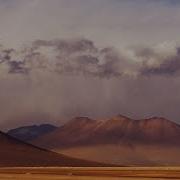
[31,115,180,166]
[32,115,180,148]
[0,130,106,167]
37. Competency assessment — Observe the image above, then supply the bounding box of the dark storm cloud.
[0,47,29,74]
[141,57,180,76]
[8,61,29,74]
[139,45,180,76]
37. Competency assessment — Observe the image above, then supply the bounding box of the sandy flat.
[0,174,172,180]
[0,167,180,180]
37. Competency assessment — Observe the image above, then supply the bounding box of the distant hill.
[7,124,58,141]
[31,115,180,166]
[0,130,105,167]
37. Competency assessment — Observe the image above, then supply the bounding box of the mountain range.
[31,115,180,147]
[7,115,180,166]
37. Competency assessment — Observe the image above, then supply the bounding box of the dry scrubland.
[0,167,180,180]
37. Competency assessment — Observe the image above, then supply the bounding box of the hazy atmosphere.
[1,0,180,129]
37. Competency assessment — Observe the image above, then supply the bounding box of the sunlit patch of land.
[0,167,180,179]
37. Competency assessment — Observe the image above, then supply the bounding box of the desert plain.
[0,167,180,180]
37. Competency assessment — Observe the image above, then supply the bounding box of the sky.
[1,0,180,129]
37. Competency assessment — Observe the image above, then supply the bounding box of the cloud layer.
[1,39,180,78]
[0,39,180,129]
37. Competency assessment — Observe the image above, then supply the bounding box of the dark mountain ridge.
[7,124,58,141]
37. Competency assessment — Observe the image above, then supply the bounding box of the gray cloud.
[0,38,134,78]
[1,39,180,78]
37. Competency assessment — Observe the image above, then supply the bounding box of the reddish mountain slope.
[0,131,105,167]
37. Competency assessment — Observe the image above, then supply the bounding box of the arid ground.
[0,167,180,180]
